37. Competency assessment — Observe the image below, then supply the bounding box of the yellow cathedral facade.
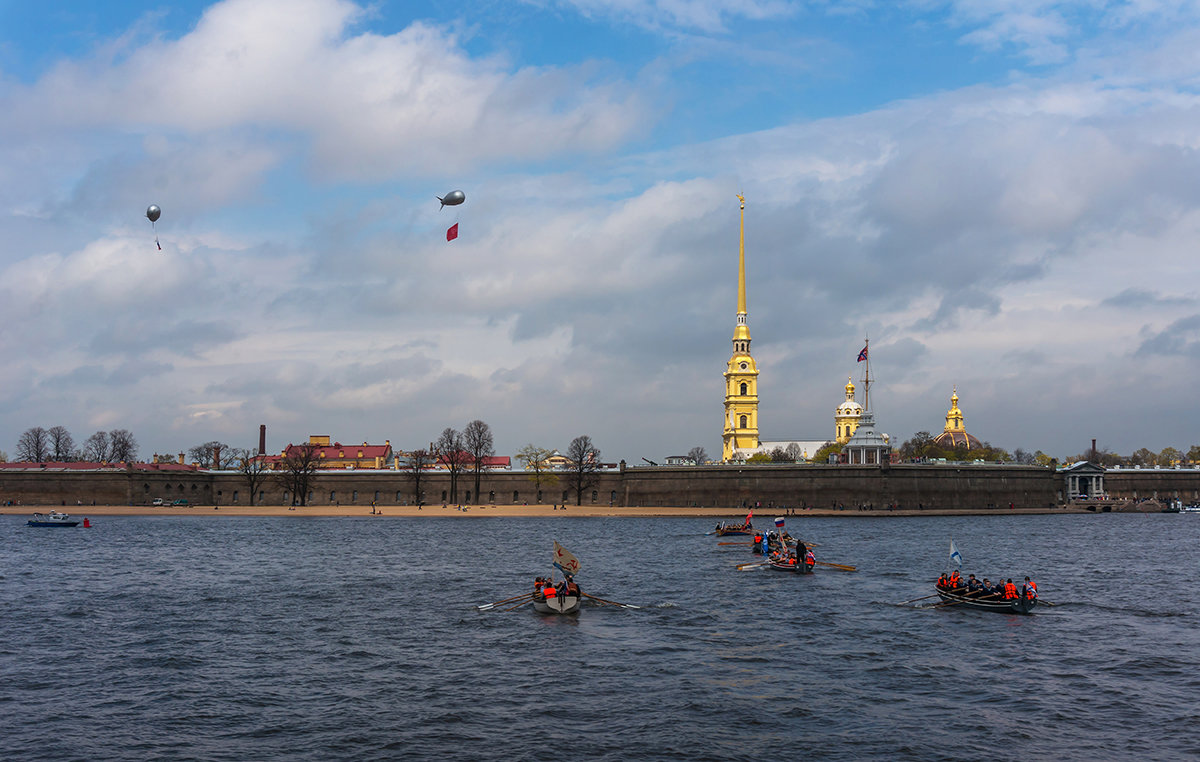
[717,196,879,461]
[835,376,863,444]
[722,195,760,462]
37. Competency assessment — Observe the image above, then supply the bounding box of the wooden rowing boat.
[935,588,1037,614]
[767,556,814,574]
[714,523,753,536]
[531,587,582,615]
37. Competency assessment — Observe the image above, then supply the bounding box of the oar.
[582,592,641,609]
[933,591,999,608]
[1036,599,1056,607]
[736,560,768,570]
[932,597,967,609]
[814,560,857,572]
[501,598,535,612]
[897,593,941,605]
[476,592,535,610]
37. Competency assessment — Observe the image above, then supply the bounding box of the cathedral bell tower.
[722,194,760,462]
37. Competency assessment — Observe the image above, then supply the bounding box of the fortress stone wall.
[2,463,1066,510]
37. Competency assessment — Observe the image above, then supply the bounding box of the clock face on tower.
[740,362,747,370]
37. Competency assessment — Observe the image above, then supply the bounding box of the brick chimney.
[259,424,267,456]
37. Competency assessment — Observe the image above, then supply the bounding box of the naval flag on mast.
[949,539,963,567]
[553,541,581,576]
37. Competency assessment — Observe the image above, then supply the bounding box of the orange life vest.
[1024,581,1038,599]
[1003,582,1018,599]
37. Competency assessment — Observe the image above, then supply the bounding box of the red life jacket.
[1003,582,1018,599]
[1024,581,1038,599]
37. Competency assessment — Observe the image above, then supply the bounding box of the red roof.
[283,442,393,460]
[435,452,510,468]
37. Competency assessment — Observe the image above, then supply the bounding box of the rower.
[1003,578,1019,599]
[966,574,982,592]
[1022,576,1038,600]
[948,570,962,589]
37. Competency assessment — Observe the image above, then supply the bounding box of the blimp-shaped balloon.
[146,204,161,222]
[437,190,465,209]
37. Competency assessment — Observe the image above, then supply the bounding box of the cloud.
[541,0,797,33]
[1,0,650,181]
[1102,287,1196,308]
[1135,313,1200,357]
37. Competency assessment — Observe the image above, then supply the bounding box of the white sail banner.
[553,541,581,576]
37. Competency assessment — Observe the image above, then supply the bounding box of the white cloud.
[1,0,650,181]
[542,0,797,33]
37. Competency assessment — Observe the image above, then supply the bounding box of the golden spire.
[945,386,965,433]
[845,375,856,400]
[733,194,750,343]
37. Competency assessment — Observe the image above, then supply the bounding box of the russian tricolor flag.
[774,517,785,528]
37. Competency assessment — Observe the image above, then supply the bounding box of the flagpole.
[862,335,871,412]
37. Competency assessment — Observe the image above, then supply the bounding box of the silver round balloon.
[146,204,161,223]
[437,190,465,209]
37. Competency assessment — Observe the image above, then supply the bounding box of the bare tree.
[463,419,495,503]
[109,429,139,462]
[435,428,468,503]
[16,427,50,461]
[189,441,230,469]
[405,448,435,505]
[687,446,708,466]
[48,426,75,461]
[274,442,322,506]
[516,444,558,498]
[565,435,601,506]
[83,431,112,462]
[0,450,7,462]
[232,448,270,506]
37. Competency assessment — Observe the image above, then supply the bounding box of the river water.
[2,513,1196,761]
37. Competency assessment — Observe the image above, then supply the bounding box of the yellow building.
[835,376,863,444]
[280,435,395,469]
[722,195,760,462]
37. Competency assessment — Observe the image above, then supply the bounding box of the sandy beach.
[3,503,1088,518]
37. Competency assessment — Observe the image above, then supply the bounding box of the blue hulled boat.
[27,511,80,527]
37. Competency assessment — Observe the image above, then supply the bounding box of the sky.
[2,0,1200,464]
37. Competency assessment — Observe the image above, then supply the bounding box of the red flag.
[446,223,459,241]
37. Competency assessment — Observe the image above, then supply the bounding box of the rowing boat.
[714,522,753,536]
[767,556,814,574]
[531,587,582,615]
[935,588,1037,614]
